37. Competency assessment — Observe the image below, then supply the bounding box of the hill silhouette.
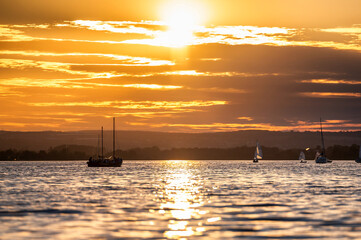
[0,130,359,151]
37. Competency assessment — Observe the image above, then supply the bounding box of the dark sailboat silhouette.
[315,118,332,164]
[87,117,123,167]
[355,145,361,163]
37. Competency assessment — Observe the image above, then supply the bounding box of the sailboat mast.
[101,126,104,160]
[97,134,99,157]
[113,117,115,160]
[320,118,325,154]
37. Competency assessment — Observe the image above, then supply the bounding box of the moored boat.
[87,157,123,167]
[315,118,332,164]
[87,117,123,167]
[355,145,361,163]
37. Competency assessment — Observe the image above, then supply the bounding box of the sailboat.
[355,145,361,163]
[87,117,123,167]
[315,118,332,164]
[253,141,263,163]
[299,151,307,163]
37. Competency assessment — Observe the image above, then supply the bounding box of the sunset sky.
[0,0,360,132]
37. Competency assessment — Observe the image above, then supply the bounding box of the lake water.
[1,160,361,239]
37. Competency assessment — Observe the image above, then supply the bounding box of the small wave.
[306,185,325,188]
[240,236,322,239]
[122,207,145,213]
[206,203,288,208]
[0,209,83,217]
[102,186,125,191]
[220,216,318,223]
[222,227,257,232]
[207,193,242,196]
[318,220,361,227]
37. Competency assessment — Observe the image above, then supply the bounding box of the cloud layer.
[0,16,360,131]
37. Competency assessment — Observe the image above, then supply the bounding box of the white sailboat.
[299,151,307,163]
[315,118,332,164]
[356,145,361,163]
[253,142,263,163]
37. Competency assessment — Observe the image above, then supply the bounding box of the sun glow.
[159,1,204,47]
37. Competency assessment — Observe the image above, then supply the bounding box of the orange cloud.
[70,20,162,36]
[29,100,228,110]
[237,117,254,121]
[126,121,361,133]
[0,78,183,90]
[300,79,361,85]
[301,92,361,98]
[0,25,34,41]
[0,59,115,78]
[122,84,182,90]
[0,50,174,66]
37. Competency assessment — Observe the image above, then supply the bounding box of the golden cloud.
[0,50,174,66]
[29,100,228,109]
[301,92,361,98]
[127,121,361,132]
[300,79,361,85]
[0,78,183,90]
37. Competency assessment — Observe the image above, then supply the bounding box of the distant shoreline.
[1,144,359,161]
[0,159,357,162]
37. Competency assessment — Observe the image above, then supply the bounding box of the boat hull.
[87,162,122,167]
[315,156,331,164]
[87,158,123,167]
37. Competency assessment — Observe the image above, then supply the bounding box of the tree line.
[0,144,359,160]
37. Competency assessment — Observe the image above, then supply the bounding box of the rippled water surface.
[1,160,361,239]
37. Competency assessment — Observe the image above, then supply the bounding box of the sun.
[159,1,204,48]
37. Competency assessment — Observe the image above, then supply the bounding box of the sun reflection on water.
[154,160,207,239]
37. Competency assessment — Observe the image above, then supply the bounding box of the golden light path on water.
[154,160,209,239]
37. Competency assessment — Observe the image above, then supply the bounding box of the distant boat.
[356,145,361,163]
[299,151,307,163]
[87,117,123,167]
[253,141,263,163]
[315,118,332,164]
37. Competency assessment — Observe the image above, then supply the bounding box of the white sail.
[254,142,263,160]
[314,151,320,160]
[299,151,305,161]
